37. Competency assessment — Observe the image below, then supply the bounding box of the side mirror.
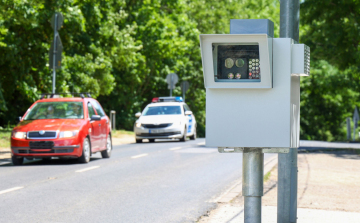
[185,111,193,115]
[90,115,101,121]
[18,116,22,122]
[135,112,141,118]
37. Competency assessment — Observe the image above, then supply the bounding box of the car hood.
[138,115,183,124]
[14,119,87,132]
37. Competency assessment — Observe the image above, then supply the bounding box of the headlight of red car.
[12,131,27,139]
[59,131,79,138]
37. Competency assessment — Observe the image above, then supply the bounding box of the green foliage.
[0,0,130,124]
[300,60,360,141]
[187,0,280,36]
[0,0,279,138]
[301,0,360,70]
[300,0,360,141]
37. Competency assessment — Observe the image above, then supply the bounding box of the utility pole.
[49,12,63,94]
[278,1,300,223]
[181,81,189,102]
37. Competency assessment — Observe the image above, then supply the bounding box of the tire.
[179,127,187,142]
[12,156,24,165]
[190,127,197,140]
[101,135,112,158]
[136,139,142,143]
[149,139,155,143]
[78,137,91,163]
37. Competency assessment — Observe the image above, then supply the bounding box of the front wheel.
[11,156,24,166]
[179,127,187,142]
[101,135,112,158]
[78,137,91,163]
[136,139,142,143]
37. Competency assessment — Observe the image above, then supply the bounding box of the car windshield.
[142,106,182,116]
[24,101,84,120]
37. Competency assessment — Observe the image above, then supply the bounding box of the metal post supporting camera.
[243,148,263,223]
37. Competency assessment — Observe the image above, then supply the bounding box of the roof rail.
[39,93,92,99]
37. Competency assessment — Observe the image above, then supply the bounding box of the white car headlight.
[136,122,142,128]
[13,132,26,139]
[59,131,78,138]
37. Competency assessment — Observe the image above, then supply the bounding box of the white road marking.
[197,142,205,146]
[131,153,148,159]
[0,186,24,195]
[0,162,11,166]
[75,166,100,173]
[169,147,182,151]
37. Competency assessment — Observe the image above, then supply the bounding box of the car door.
[92,100,108,150]
[87,102,101,151]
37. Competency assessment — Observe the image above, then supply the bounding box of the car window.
[142,106,182,116]
[24,102,84,120]
[87,102,96,118]
[184,104,191,111]
[92,101,106,117]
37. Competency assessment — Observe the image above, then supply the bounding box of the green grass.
[264,171,271,182]
[0,131,11,148]
[111,129,134,138]
[264,166,276,182]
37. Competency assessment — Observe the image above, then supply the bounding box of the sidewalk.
[198,149,360,223]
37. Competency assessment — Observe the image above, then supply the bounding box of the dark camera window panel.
[214,44,260,81]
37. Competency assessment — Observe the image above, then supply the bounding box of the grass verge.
[0,131,11,148]
[111,129,134,138]
[264,166,276,182]
[0,129,133,148]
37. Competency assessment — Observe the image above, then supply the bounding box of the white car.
[134,97,197,143]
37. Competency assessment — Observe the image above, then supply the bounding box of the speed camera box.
[200,33,301,148]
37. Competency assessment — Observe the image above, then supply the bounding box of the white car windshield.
[142,106,182,116]
[24,101,84,120]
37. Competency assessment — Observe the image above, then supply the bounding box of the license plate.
[149,129,165,134]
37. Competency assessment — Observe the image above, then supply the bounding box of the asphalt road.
[0,138,275,223]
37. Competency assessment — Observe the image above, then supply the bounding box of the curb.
[213,155,278,203]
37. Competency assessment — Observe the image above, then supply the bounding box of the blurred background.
[0,0,359,141]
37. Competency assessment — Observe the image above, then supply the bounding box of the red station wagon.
[11,94,112,165]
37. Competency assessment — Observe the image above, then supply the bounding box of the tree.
[300,60,359,141]
[0,0,136,125]
[301,0,360,70]
[300,0,360,141]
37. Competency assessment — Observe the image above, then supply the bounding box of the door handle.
[98,124,101,126]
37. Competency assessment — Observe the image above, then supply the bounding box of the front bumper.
[134,126,183,139]
[11,137,82,158]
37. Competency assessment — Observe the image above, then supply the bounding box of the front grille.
[29,149,54,154]
[141,123,172,129]
[138,132,181,137]
[29,141,54,149]
[28,131,57,139]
